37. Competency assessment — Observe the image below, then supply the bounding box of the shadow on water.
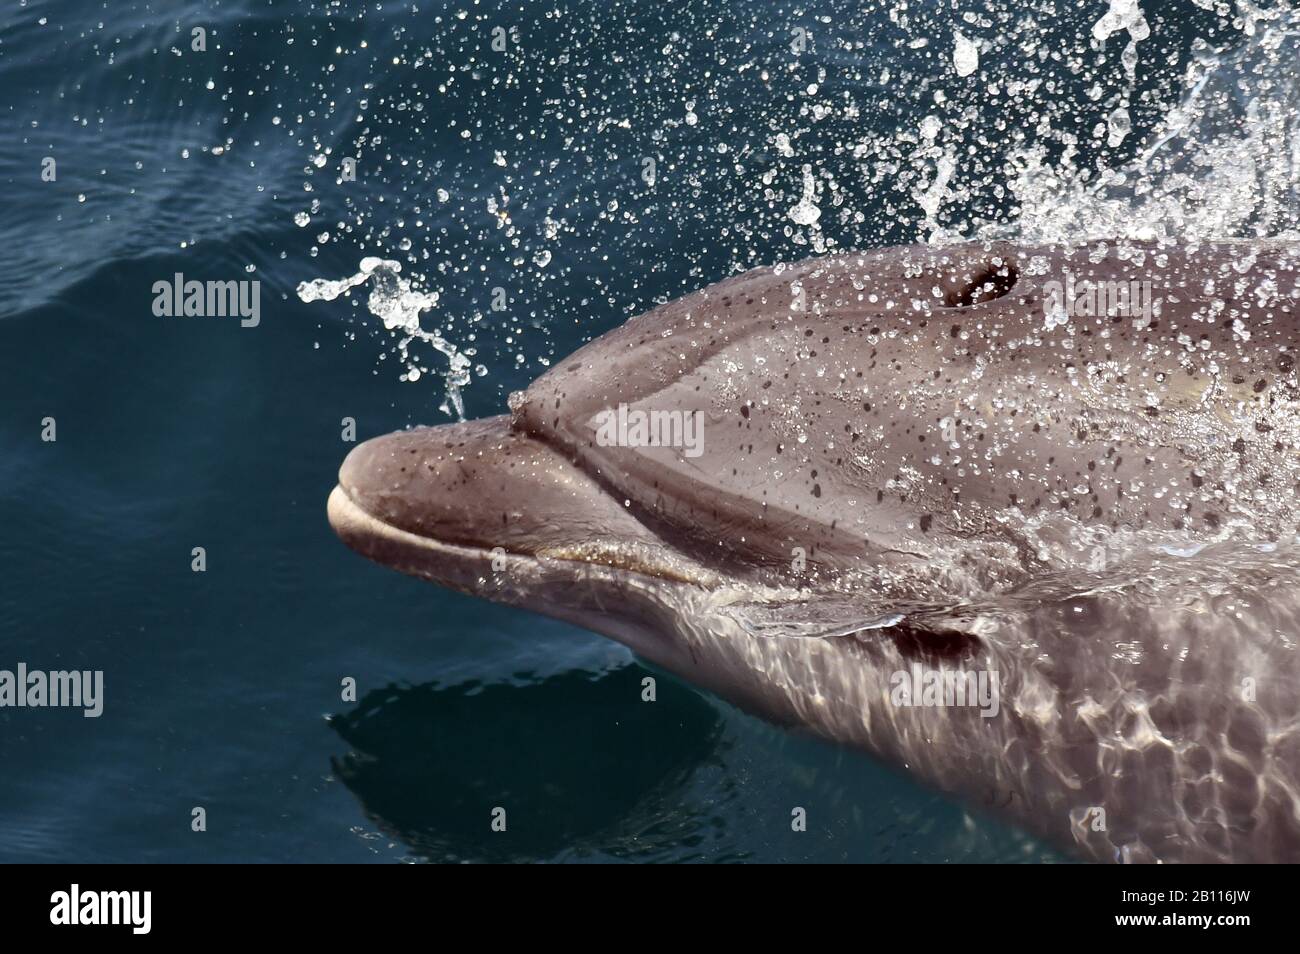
[327,664,730,862]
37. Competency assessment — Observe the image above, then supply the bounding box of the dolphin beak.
[327,415,708,593]
[326,416,720,665]
[334,416,567,552]
[330,414,653,555]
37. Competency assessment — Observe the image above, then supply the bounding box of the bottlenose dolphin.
[328,239,1300,863]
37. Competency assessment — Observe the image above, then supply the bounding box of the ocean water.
[0,0,1293,862]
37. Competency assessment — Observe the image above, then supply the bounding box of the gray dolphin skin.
[328,239,1300,863]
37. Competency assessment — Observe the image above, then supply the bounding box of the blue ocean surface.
[0,0,1254,862]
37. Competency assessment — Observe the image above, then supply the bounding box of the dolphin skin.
[328,239,1300,863]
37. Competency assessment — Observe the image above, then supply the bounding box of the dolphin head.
[328,239,1300,861]
[327,243,1036,660]
[334,238,1300,629]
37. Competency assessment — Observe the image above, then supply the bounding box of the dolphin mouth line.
[326,483,719,589]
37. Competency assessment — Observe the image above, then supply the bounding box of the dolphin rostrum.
[328,239,1300,863]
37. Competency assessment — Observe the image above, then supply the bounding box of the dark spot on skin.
[884,622,981,663]
[919,514,933,533]
[812,484,822,498]
[1277,353,1295,374]
[740,404,750,419]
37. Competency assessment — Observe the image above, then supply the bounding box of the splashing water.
[997,8,1300,244]
[297,259,471,419]
[289,2,1300,414]
[952,31,979,78]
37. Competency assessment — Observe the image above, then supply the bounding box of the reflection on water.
[327,662,1066,863]
[328,665,729,862]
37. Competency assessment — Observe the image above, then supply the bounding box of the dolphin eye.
[941,259,1019,307]
[884,620,982,663]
